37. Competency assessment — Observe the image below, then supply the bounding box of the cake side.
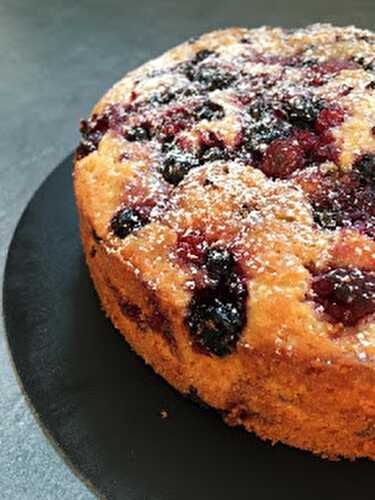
[77,205,375,459]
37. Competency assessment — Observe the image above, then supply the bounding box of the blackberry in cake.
[74,24,375,460]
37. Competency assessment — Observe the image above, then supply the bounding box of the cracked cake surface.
[74,24,375,460]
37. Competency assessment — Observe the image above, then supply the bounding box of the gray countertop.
[1,0,374,498]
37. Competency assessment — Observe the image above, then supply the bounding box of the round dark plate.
[3,155,374,500]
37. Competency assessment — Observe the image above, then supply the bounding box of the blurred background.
[1,0,374,498]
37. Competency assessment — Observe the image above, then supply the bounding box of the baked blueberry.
[150,90,176,105]
[186,250,247,356]
[242,102,291,156]
[354,153,375,186]
[185,63,236,91]
[187,295,245,356]
[110,207,147,238]
[193,49,216,63]
[206,248,235,283]
[193,101,225,121]
[309,155,375,236]
[125,124,151,141]
[283,95,322,128]
[161,149,200,185]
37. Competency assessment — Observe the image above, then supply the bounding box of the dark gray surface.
[4,161,374,500]
[1,0,375,498]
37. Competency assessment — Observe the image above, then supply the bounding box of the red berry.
[315,108,345,134]
[308,60,357,86]
[176,231,207,264]
[312,268,375,326]
[293,129,318,152]
[314,131,339,163]
[261,138,305,178]
[318,60,357,74]
[161,106,193,137]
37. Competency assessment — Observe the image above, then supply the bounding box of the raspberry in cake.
[74,24,375,460]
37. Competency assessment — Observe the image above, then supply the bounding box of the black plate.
[3,155,374,499]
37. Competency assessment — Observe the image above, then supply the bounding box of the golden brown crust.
[74,25,375,459]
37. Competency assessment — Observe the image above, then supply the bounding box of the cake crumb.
[160,409,168,419]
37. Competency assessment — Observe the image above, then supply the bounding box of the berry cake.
[74,24,375,460]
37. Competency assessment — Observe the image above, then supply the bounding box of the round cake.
[74,24,375,460]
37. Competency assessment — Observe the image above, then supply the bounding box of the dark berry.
[161,149,200,185]
[352,55,375,72]
[175,51,215,84]
[284,95,321,128]
[309,163,375,236]
[186,272,247,356]
[242,103,291,155]
[185,63,236,91]
[355,33,375,44]
[299,57,320,68]
[160,136,175,152]
[238,74,277,102]
[125,124,151,142]
[200,147,228,162]
[193,49,215,63]
[366,81,375,90]
[186,248,247,356]
[76,105,132,159]
[180,87,199,98]
[188,297,243,356]
[206,248,235,283]
[261,138,305,178]
[193,101,225,121]
[244,120,291,153]
[353,153,375,186]
[150,90,176,105]
[248,99,268,120]
[197,131,228,163]
[110,207,147,238]
[284,105,345,166]
[76,114,110,159]
[313,208,343,231]
[312,268,375,326]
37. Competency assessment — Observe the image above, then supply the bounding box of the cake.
[74,24,375,460]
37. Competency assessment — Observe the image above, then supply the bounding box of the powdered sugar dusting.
[76,24,375,362]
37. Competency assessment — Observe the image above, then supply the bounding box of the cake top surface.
[75,24,375,364]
